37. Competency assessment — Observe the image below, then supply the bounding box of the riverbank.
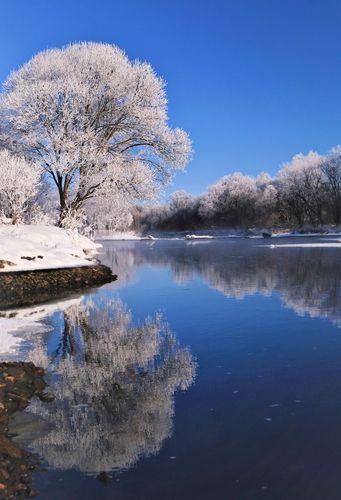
[0,225,117,309]
[0,361,52,498]
[0,265,117,309]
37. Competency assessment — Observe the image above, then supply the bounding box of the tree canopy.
[0,42,192,226]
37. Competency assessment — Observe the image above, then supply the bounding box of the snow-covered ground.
[0,225,100,272]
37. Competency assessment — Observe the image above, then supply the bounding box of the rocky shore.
[0,264,117,309]
[0,362,52,498]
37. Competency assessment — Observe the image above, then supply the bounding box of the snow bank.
[0,225,100,272]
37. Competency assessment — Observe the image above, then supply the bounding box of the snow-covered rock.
[0,225,100,272]
[185,234,214,240]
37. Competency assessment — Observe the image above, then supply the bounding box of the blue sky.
[0,0,340,196]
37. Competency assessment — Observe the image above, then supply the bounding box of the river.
[2,237,341,499]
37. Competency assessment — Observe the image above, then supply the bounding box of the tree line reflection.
[99,240,341,326]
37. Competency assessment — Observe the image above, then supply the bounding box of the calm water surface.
[3,238,341,499]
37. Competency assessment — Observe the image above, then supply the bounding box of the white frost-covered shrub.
[0,150,42,224]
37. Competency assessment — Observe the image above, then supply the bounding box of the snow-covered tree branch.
[0,42,192,226]
[0,149,42,224]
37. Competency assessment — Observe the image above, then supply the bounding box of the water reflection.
[0,298,83,358]
[27,298,196,474]
[99,239,341,326]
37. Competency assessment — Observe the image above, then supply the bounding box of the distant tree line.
[135,147,341,231]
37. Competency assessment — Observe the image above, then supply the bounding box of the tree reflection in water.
[28,298,196,474]
[99,240,341,326]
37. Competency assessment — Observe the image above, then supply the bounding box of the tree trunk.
[57,186,68,227]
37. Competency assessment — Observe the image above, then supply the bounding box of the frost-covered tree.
[138,173,276,231]
[86,193,133,233]
[255,171,272,189]
[169,190,194,212]
[255,173,278,225]
[166,190,197,229]
[138,191,200,231]
[139,203,171,230]
[321,146,341,225]
[134,148,341,232]
[277,152,324,226]
[199,173,258,226]
[0,42,192,226]
[0,149,41,224]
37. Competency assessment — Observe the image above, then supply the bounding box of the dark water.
[5,237,341,499]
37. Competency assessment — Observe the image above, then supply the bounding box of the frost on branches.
[277,151,324,226]
[0,149,42,224]
[0,42,192,227]
[139,146,341,231]
[199,173,258,226]
[321,146,341,226]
